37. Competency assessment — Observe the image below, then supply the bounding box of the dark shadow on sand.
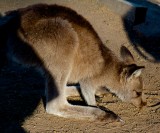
[0,11,58,132]
[123,0,160,63]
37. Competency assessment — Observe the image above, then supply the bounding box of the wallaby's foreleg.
[80,80,97,106]
[65,86,81,97]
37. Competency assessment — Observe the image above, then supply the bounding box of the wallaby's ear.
[120,46,134,64]
[124,64,145,79]
[130,66,144,78]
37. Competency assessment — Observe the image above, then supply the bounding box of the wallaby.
[1,4,146,123]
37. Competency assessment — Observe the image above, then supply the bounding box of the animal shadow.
[0,12,46,133]
[123,0,160,62]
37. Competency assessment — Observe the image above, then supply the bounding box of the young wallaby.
[1,4,146,123]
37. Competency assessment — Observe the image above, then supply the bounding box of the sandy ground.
[0,0,160,132]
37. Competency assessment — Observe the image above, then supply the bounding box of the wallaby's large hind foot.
[97,112,121,124]
[46,102,120,123]
[97,106,123,123]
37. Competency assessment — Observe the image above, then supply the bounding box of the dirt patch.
[0,0,159,132]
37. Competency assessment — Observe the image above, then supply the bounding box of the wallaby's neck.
[95,45,124,95]
[105,60,125,100]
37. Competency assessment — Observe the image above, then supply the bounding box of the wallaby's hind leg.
[45,65,71,114]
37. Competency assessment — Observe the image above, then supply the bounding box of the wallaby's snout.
[131,96,147,108]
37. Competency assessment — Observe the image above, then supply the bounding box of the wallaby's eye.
[133,91,142,98]
[136,92,142,97]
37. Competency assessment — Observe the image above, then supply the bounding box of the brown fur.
[3,4,146,123]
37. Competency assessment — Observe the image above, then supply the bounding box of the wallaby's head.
[118,46,146,108]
